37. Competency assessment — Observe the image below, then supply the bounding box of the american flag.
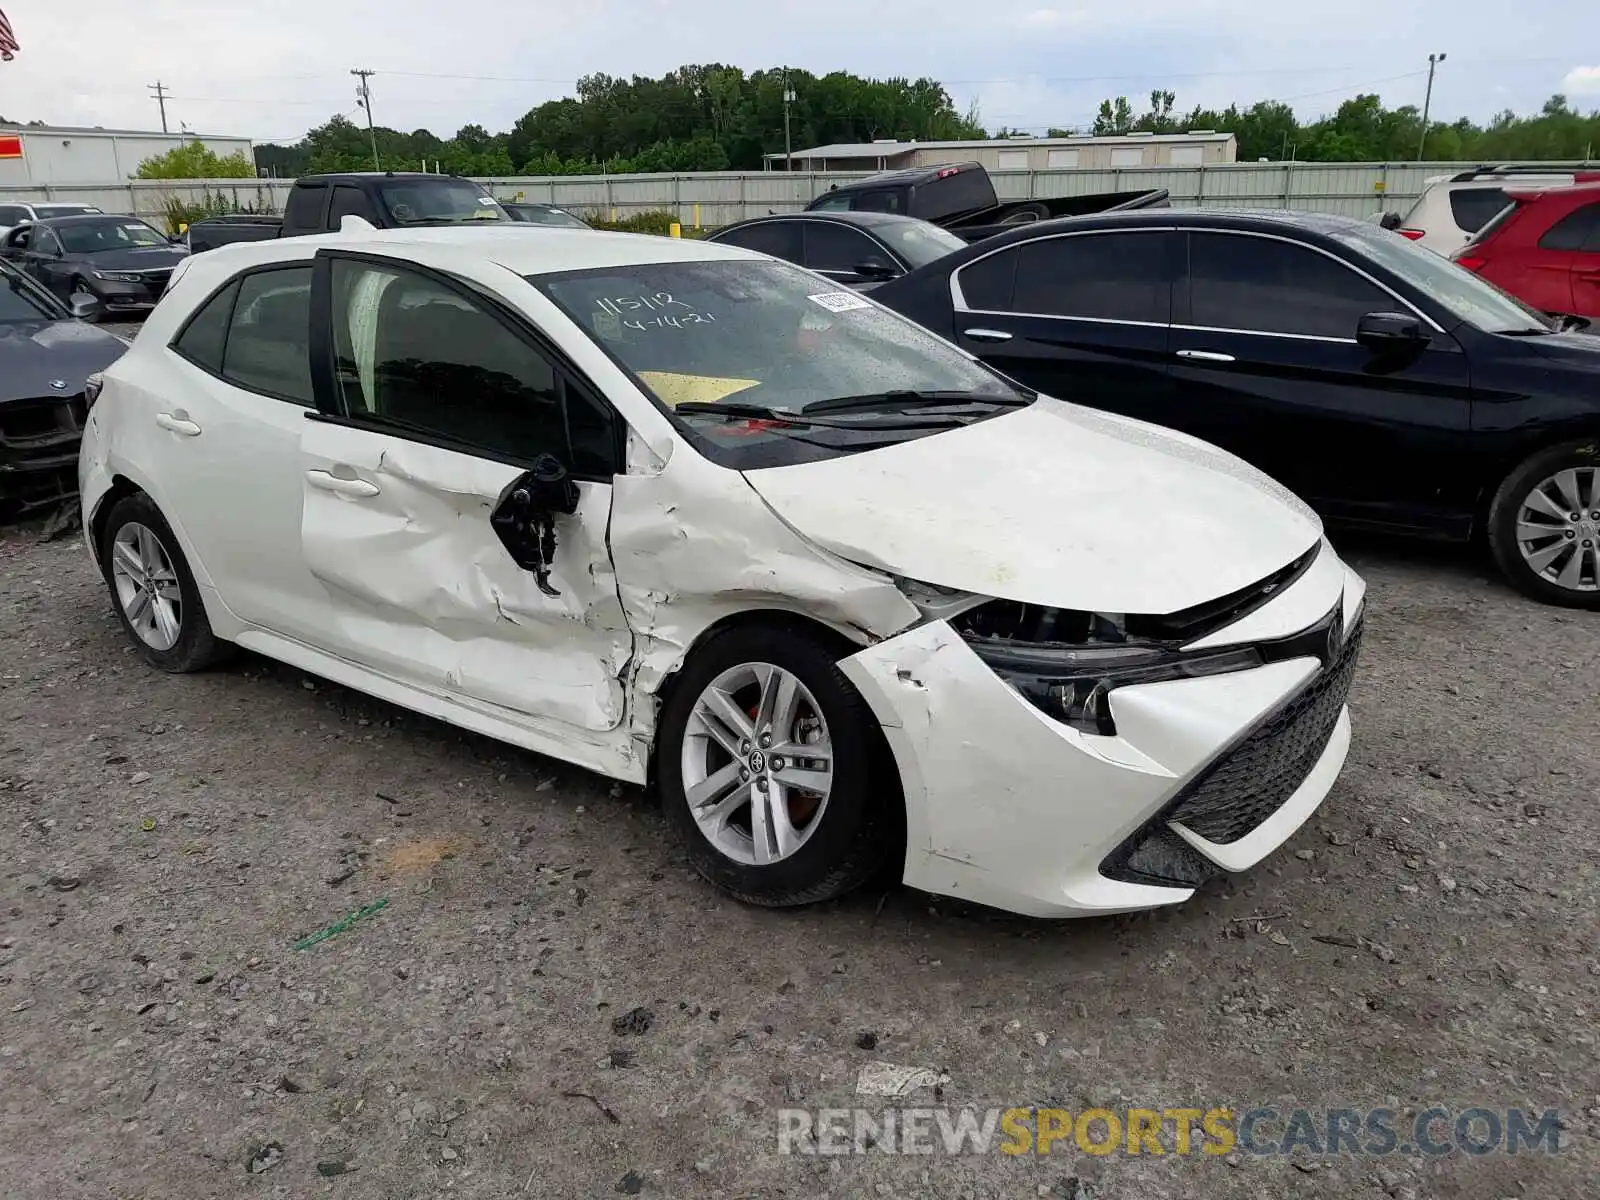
[0,7,19,61]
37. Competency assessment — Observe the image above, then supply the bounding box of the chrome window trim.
[1172,323,1358,346]
[949,222,1444,337]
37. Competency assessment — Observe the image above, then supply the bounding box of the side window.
[0,205,26,225]
[1538,203,1600,252]
[172,279,240,372]
[811,194,852,212]
[956,246,1019,310]
[1012,233,1169,323]
[715,222,803,264]
[32,228,62,255]
[283,184,328,230]
[1448,188,1510,234]
[220,267,314,404]
[1187,232,1391,340]
[328,185,379,226]
[804,223,885,273]
[328,259,614,476]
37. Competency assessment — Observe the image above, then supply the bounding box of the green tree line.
[253,65,982,177]
[1084,89,1600,162]
[245,66,1600,179]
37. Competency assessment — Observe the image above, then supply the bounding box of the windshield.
[0,262,66,321]
[379,180,509,225]
[533,258,1027,468]
[511,204,588,228]
[875,220,967,269]
[55,218,170,253]
[1331,223,1553,334]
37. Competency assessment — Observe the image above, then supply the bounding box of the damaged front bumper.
[838,541,1365,918]
[0,389,89,519]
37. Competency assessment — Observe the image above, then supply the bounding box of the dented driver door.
[295,249,632,740]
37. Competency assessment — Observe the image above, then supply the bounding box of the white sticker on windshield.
[808,291,870,313]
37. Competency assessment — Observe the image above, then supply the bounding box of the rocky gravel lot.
[1,510,1597,1200]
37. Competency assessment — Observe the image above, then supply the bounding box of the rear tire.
[657,624,895,907]
[1486,438,1600,609]
[99,492,230,671]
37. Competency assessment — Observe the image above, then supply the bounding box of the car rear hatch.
[1450,189,1540,271]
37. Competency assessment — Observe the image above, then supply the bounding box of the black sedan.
[706,211,968,289]
[1,259,128,519]
[870,207,1600,607]
[0,214,189,318]
[503,202,591,228]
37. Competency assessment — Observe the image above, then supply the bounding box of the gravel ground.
[1,514,1597,1200]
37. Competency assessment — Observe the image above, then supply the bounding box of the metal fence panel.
[6,161,1584,227]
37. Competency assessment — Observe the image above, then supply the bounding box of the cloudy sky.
[0,0,1594,144]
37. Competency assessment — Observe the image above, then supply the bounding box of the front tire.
[1487,439,1600,608]
[657,624,895,907]
[99,493,229,671]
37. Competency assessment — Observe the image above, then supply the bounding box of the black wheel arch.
[644,607,906,870]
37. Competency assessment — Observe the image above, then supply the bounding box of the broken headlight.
[964,633,1262,736]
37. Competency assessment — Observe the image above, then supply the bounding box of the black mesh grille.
[1165,617,1364,845]
[0,394,87,516]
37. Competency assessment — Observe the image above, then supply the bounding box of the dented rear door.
[297,248,632,734]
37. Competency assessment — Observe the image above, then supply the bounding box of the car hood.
[0,318,128,403]
[741,397,1323,614]
[67,245,188,270]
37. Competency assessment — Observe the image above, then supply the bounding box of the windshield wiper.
[804,389,1033,415]
[674,401,977,430]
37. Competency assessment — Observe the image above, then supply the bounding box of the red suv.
[1451,182,1600,322]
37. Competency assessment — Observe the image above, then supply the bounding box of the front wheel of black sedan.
[1487,439,1600,609]
[100,492,230,671]
[657,625,896,908]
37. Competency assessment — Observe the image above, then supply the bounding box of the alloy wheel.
[110,522,184,650]
[1514,467,1600,593]
[680,662,834,866]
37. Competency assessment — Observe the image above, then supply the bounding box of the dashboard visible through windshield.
[533,258,1029,467]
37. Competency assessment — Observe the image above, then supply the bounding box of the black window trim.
[305,247,624,483]
[949,225,1177,329]
[165,260,317,407]
[801,218,903,280]
[1175,228,1444,342]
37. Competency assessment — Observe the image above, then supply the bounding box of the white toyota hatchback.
[78,223,1366,918]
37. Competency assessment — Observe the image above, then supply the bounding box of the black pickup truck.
[804,160,1168,243]
[187,172,512,253]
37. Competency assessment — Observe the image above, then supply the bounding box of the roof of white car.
[194,224,760,279]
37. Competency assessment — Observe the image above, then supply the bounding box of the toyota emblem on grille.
[49,379,69,391]
[1325,612,1344,663]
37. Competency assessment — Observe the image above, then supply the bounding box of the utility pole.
[782,70,796,173]
[1418,52,1446,161]
[148,81,169,134]
[351,69,380,171]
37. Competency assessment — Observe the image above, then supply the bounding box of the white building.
[764,132,1238,173]
[0,125,256,187]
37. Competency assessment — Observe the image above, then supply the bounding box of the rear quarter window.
[1448,188,1510,233]
[1537,202,1600,252]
